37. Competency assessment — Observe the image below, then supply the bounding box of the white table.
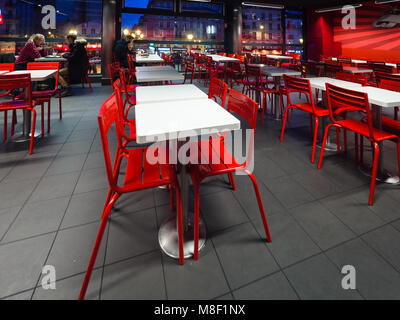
[330,58,397,68]
[135,54,164,64]
[136,84,207,104]
[34,56,67,62]
[135,98,240,258]
[6,70,58,141]
[135,66,175,73]
[0,70,9,75]
[135,71,184,83]
[207,55,239,63]
[267,55,293,61]
[343,66,373,74]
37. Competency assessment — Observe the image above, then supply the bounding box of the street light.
[123,28,129,36]
[68,28,78,36]
[136,29,142,36]
[187,34,194,40]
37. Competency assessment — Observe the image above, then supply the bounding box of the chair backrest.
[230,61,242,73]
[336,72,368,86]
[226,89,258,168]
[374,71,400,86]
[0,63,14,72]
[184,61,195,84]
[283,74,316,111]
[337,57,352,66]
[325,83,374,139]
[228,53,235,58]
[127,54,135,73]
[97,92,124,193]
[0,73,32,106]
[27,62,59,90]
[324,63,343,77]
[236,55,245,63]
[379,78,400,93]
[367,61,385,65]
[245,64,263,86]
[108,62,121,88]
[219,52,226,57]
[371,64,393,74]
[208,77,228,108]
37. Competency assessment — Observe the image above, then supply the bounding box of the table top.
[343,66,373,74]
[135,71,184,82]
[305,77,363,91]
[136,84,208,104]
[349,86,400,108]
[267,55,293,60]
[135,99,241,144]
[135,66,175,72]
[207,55,239,62]
[6,69,58,81]
[0,70,9,75]
[34,56,67,62]
[330,58,397,68]
[135,54,164,64]
[262,67,301,77]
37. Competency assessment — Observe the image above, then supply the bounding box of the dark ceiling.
[222,0,365,10]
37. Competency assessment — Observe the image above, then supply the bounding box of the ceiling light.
[374,0,400,3]
[242,2,284,9]
[315,3,362,13]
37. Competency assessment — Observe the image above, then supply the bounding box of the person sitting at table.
[58,37,89,97]
[14,34,47,70]
[113,34,134,68]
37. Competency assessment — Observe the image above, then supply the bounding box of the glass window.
[285,10,303,46]
[242,5,282,46]
[124,0,174,10]
[0,0,102,73]
[181,1,223,15]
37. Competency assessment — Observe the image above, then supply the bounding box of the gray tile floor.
[1,80,400,300]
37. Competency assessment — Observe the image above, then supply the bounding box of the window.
[285,10,304,56]
[0,0,102,73]
[181,1,223,15]
[124,0,174,10]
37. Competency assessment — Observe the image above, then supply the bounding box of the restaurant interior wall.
[308,1,400,62]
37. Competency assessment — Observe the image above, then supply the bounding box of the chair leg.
[336,127,341,153]
[244,169,272,242]
[344,129,348,152]
[309,114,314,139]
[368,142,379,206]
[3,110,7,141]
[193,183,200,261]
[41,104,44,136]
[261,92,266,125]
[280,106,292,142]
[29,109,36,155]
[48,100,51,133]
[11,110,16,136]
[228,172,236,191]
[311,116,319,163]
[79,193,120,300]
[318,124,336,169]
[58,90,62,119]
[360,135,364,164]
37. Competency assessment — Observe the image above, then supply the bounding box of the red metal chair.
[81,56,93,92]
[127,54,136,84]
[204,56,223,87]
[375,79,400,137]
[280,75,330,163]
[336,72,368,86]
[208,77,228,108]
[375,72,400,120]
[183,61,196,84]
[78,90,184,300]
[226,61,243,89]
[324,63,343,78]
[0,63,17,140]
[26,62,62,135]
[189,89,272,260]
[0,74,36,154]
[318,83,400,205]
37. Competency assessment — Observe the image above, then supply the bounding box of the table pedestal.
[158,139,206,259]
[272,77,282,121]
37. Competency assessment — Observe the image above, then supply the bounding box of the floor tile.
[326,238,400,299]
[0,206,21,240]
[212,222,279,290]
[74,167,108,195]
[3,197,69,243]
[106,208,159,264]
[46,154,87,176]
[102,251,166,300]
[0,233,55,298]
[284,253,362,300]
[0,179,40,210]
[233,271,298,300]
[3,290,34,300]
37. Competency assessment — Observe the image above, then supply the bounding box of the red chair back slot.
[379,78,400,93]
[371,64,393,74]
[208,77,228,108]
[0,63,14,72]
[375,71,400,86]
[324,63,343,77]
[325,83,374,138]
[108,62,121,88]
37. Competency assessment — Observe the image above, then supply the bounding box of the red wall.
[307,1,400,62]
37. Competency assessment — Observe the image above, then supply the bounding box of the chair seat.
[124,146,174,187]
[381,116,400,136]
[189,138,242,179]
[338,118,398,141]
[0,100,32,110]
[291,102,330,117]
